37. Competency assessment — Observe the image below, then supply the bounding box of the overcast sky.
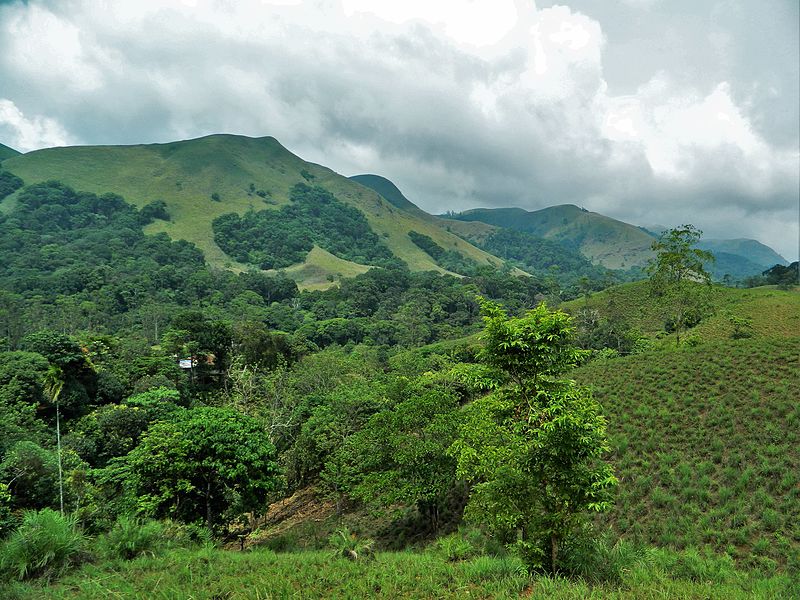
[0,0,797,259]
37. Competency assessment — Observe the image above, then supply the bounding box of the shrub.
[0,509,85,581]
[436,532,477,562]
[98,516,166,560]
[328,526,374,561]
[560,531,649,583]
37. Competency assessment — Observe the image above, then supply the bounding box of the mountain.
[0,143,20,162]
[697,239,787,269]
[448,205,655,270]
[349,174,423,215]
[0,135,502,288]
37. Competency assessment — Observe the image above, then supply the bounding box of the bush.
[436,533,477,562]
[98,516,166,560]
[0,509,86,581]
[560,531,649,583]
[328,526,374,561]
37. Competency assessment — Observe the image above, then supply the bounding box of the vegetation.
[408,230,479,275]
[452,300,616,572]
[213,183,399,269]
[646,225,714,345]
[0,136,795,597]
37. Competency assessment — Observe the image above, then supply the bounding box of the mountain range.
[0,134,787,286]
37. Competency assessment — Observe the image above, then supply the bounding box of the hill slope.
[0,143,20,162]
[574,335,799,569]
[448,205,655,269]
[1,135,502,285]
[698,239,788,269]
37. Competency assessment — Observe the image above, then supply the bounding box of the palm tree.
[43,364,65,515]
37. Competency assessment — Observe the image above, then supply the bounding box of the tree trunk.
[205,480,212,530]
[56,401,64,516]
[550,533,558,575]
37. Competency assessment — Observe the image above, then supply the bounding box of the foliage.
[213,183,399,269]
[762,262,798,289]
[328,526,375,561]
[408,231,479,275]
[451,299,616,573]
[0,509,85,581]
[646,225,714,345]
[97,516,167,560]
[125,407,281,527]
[478,228,615,293]
[334,387,461,531]
[0,170,23,200]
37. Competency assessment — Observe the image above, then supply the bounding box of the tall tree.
[646,225,714,345]
[43,364,65,515]
[450,299,617,573]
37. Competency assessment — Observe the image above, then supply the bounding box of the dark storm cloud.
[0,0,796,258]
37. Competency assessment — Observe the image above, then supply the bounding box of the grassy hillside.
[349,173,425,215]
[1,135,502,285]
[0,143,20,162]
[563,281,800,341]
[574,337,799,571]
[449,205,656,269]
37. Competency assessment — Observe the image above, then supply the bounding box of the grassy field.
[1,135,502,285]
[574,336,799,570]
[5,545,796,599]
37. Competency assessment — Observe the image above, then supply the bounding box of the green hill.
[0,143,20,162]
[1,135,502,287]
[448,205,656,270]
[349,174,425,215]
[698,239,788,269]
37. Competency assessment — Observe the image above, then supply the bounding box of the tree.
[125,407,281,528]
[646,225,714,345]
[331,388,460,532]
[450,299,617,573]
[43,364,65,515]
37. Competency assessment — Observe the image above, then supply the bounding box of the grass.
[4,545,795,599]
[563,281,800,341]
[1,134,501,285]
[574,336,800,570]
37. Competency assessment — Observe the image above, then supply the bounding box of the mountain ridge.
[1,134,503,288]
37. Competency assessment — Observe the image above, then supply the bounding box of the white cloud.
[0,0,796,258]
[0,99,73,151]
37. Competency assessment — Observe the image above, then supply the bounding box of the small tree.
[126,407,281,529]
[646,225,714,345]
[450,299,616,573]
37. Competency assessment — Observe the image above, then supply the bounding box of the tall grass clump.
[0,509,86,581]
[560,531,650,583]
[328,526,374,561]
[97,516,167,560]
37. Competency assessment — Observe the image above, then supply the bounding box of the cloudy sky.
[0,0,798,259]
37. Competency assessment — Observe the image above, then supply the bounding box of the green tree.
[332,387,460,532]
[645,225,714,345]
[125,407,281,528]
[450,299,616,573]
